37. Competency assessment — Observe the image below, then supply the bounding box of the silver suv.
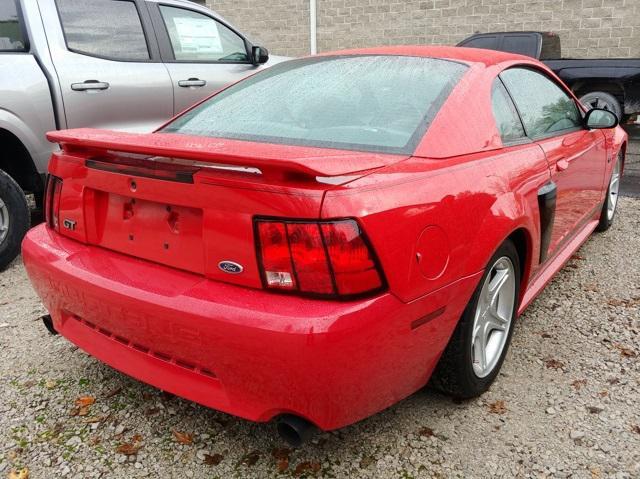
[0,0,288,269]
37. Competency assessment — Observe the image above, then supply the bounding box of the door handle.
[178,78,206,88]
[71,80,110,91]
[556,159,570,172]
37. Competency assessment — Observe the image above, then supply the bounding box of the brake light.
[44,175,63,231]
[255,218,385,299]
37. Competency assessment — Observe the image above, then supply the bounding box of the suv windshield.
[162,55,467,154]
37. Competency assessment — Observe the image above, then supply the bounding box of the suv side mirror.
[251,45,269,65]
[584,108,618,129]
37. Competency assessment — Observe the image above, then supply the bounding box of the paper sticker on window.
[173,16,223,55]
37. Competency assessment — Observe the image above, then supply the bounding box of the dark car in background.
[458,31,640,121]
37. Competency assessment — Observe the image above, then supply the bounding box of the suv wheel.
[0,169,30,270]
[579,91,623,121]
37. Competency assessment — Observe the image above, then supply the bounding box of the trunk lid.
[47,129,408,289]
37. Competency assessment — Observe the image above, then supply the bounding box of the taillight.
[44,175,63,231]
[255,218,385,299]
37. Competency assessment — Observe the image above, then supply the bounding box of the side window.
[492,80,526,143]
[159,6,248,62]
[56,0,149,61]
[500,68,582,138]
[501,35,538,58]
[460,35,499,51]
[0,0,26,51]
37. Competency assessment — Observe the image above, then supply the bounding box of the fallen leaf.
[631,425,640,435]
[277,458,289,472]
[294,461,321,476]
[203,453,223,466]
[144,407,160,417]
[571,379,587,390]
[241,451,260,467]
[172,430,193,445]
[272,448,290,460]
[488,400,507,414]
[590,466,602,478]
[607,377,620,385]
[614,343,637,358]
[82,415,107,424]
[76,405,91,417]
[75,395,95,407]
[583,283,598,292]
[7,469,29,479]
[116,434,143,456]
[116,442,142,456]
[45,380,57,390]
[272,448,290,472]
[598,390,608,398]
[571,254,585,261]
[418,426,434,437]
[104,387,122,399]
[607,298,625,307]
[359,456,376,468]
[540,332,553,339]
[545,358,565,370]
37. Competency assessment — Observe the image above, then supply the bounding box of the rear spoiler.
[47,129,405,179]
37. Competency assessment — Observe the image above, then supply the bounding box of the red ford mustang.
[23,47,626,446]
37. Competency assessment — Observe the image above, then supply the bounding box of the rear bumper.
[22,224,480,430]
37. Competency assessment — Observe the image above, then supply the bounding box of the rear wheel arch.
[505,227,533,300]
[0,128,43,196]
[463,192,536,282]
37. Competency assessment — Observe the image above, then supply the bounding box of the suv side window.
[159,6,248,62]
[0,0,26,51]
[492,79,526,143]
[500,67,582,139]
[459,35,499,51]
[56,0,149,61]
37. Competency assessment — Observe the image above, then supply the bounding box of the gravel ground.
[1,198,639,479]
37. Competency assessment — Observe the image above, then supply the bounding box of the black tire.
[596,153,623,232]
[430,240,521,399]
[0,169,30,271]
[579,91,623,121]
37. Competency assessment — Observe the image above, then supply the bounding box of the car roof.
[318,45,534,66]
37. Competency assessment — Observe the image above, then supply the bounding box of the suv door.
[39,0,173,132]
[500,67,607,259]
[146,2,259,114]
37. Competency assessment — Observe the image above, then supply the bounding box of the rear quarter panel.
[321,144,550,303]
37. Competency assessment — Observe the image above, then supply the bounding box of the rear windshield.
[162,55,467,154]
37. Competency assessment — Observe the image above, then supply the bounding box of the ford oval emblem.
[218,261,243,274]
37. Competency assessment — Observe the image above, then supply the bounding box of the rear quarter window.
[56,0,149,61]
[0,0,26,52]
[163,55,468,155]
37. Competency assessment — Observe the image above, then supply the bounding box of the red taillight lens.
[44,175,63,231]
[320,221,383,296]
[255,218,385,299]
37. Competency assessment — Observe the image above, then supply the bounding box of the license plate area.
[92,191,204,274]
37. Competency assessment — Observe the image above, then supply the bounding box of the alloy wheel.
[607,159,620,221]
[0,196,9,245]
[471,256,516,378]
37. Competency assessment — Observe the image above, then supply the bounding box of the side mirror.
[251,45,269,66]
[584,108,618,129]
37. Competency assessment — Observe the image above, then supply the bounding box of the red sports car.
[23,46,626,446]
